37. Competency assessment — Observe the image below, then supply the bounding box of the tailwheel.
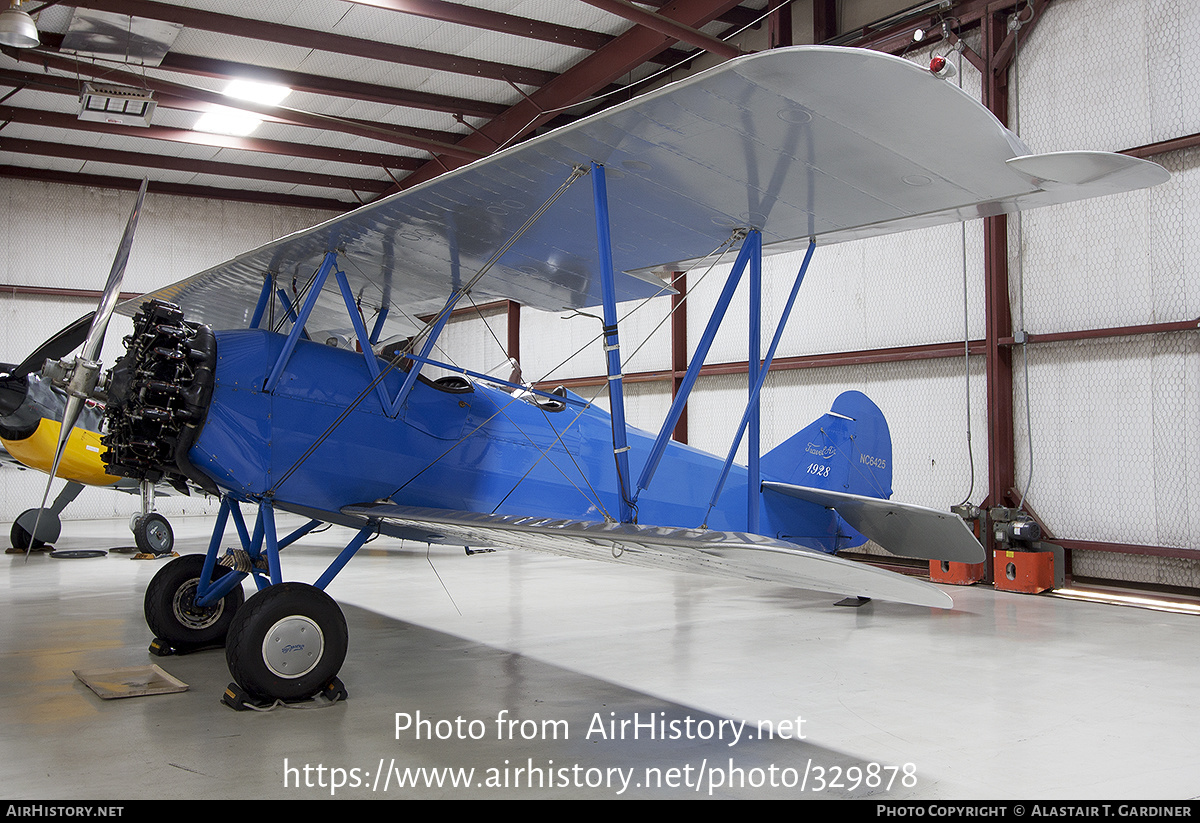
[133,512,174,555]
[224,582,348,703]
[144,554,244,651]
[9,508,57,552]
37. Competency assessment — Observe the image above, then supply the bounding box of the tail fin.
[761,390,892,500]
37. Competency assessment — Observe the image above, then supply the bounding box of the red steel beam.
[1054,539,1200,562]
[538,339,990,390]
[342,0,693,66]
[507,301,521,367]
[10,48,486,162]
[0,137,392,194]
[1001,318,1200,346]
[0,282,141,302]
[0,165,353,210]
[637,0,760,28]
[394,0,748,192]
[580,0,744,59]
[342,0,616,52]
[980,7,1015,576]
[63,0,557,88]
[812,0,837,42]
[670,271,688,443]
[31,31,505,123]
[0,104,423,172]
[1122,132,1200,159]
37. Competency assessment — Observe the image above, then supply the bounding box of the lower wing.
[342,503,954,609]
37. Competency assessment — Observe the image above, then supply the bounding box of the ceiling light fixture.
[0,0,39,49]
[223,79,291,106]
[194,106,262,137]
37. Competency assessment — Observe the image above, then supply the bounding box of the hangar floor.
[3,515,1198,800]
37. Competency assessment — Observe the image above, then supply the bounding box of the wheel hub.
[144,521,170,551]
[262,616,324,679]
[172,580,224,630]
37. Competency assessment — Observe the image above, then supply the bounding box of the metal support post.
[266,251,338,392]
[707,240,816,522]
[747,230,762,532]
[590,162,634,523]
[636,229,759,498]
[391,290,459,414]
[335,269,396,415]
[249,273,273,329]
[315,522,376,590]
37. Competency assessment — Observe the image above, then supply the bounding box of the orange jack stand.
[929,559,987,585]
[993,549,1055,594]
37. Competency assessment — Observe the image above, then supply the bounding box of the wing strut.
[634,229,760,508]
[706,239,817,526]
[265,251,339,393]
[591,162,635,523]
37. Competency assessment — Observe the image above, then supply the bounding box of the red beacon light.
[929,55,956,79]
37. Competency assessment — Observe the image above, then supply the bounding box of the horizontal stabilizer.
[343,503,953,609]
[763,482,984,564]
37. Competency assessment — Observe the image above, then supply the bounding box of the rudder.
[760,390,892,500]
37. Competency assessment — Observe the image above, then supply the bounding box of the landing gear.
[133,512,174,555]
[130,481,174,556]
[8,483,82,552]
[225,582,348,703]
[9,509,51,551]
[144,554,244,650]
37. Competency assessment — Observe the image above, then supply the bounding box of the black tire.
[225,582,348,702]
[134,512,174,555]
[10,509,48,550]
[144,554,244,646]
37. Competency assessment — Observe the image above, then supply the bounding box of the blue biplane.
[29,46,1168,705]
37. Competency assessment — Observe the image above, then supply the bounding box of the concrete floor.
[3,514,1199,800]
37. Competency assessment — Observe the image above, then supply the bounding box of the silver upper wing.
[119,46,1168,339]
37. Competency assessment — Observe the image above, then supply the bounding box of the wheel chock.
[134,551,179,561]
[221,678,349,711]
[148,636,223,657]
[222,682,263,711]
[321,677,348,702]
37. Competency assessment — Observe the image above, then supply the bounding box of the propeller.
[9,312,96,381]
[25,179,148,557]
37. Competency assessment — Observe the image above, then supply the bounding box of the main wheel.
[225,583,348,703]
[144,554,244,647]
[133,512,174,555]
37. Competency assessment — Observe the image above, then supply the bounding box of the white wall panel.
[1013,333,1200,549]
[1,178,338,524]
[685,357,988,516]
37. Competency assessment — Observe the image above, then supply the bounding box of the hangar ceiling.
[0,0,808,212]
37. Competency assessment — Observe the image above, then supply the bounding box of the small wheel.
[134,512,174,555]
[10,519,40,550]
[144,554,244,647]
[11,508,52,550]
[225,583,348,703]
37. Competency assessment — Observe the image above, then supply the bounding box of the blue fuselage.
[189,330,843,548]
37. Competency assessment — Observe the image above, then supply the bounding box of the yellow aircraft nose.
[1,418,115,487]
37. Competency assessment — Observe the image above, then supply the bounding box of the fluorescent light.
[194,106,262,136]
[223,79,291,106]
[1052,587,1200,616]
